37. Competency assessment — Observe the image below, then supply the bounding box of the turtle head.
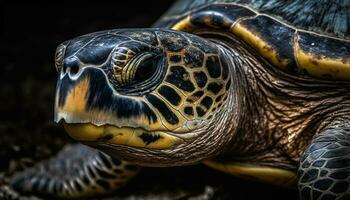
[54,29,234,166]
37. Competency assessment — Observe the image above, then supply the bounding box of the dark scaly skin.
[298,127,350,199]
[11,0,350,199]
[11,144,140,198]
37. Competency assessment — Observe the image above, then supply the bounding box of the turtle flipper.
[298,127,350,199]
[10,144,140,198]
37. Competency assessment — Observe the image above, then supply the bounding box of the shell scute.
[296,32,350,80]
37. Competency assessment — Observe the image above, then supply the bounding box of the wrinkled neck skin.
[207,32,350,170]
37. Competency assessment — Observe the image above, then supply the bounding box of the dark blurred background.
[1,2,297,200]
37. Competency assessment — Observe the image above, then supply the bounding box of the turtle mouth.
[62,121,182,149]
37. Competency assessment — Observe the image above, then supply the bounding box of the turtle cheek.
[147,62,220,133]
[157,52,231,131]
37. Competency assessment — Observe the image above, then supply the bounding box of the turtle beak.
[53,58,120,127]
[62,122,181,149]
[54,58,94,125]
[62,122,103,141]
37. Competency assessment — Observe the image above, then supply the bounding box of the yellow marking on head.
[295,44,350,80]
[187,94,202,103]
[63,123,181,149]
[55,78,164,131]
[58,77,89,113]
[231,23,290,69]
[203,160,297,187]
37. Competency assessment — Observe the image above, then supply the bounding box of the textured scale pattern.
[159,34,231,127]
[298,128,350,200]
[10,144,140,198]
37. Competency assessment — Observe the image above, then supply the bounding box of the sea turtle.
[10,0,350,199]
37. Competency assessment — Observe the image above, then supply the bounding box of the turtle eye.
[134,56,157,83]
[115,54,158,85]
[110,51,166,95]
[55,44,66,72]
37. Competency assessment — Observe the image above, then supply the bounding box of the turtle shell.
[155,0,350,80]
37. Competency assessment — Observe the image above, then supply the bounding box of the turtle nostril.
[69,63,80,75]
[63,58,81,76]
